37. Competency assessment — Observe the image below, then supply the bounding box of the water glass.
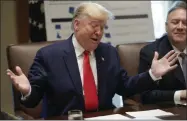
[68,110,83,120]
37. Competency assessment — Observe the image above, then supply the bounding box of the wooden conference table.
[46,102,186,120]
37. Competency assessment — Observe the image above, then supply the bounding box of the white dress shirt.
[172,45,187,105]
[72,35,98,93]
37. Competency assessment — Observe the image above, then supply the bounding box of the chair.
[116,42,148,105]
[6,41,57,119]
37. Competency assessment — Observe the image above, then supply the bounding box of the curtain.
[151,1,168,38]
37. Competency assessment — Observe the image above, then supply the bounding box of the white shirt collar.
[171,45,187,55]
[72,34,94,57]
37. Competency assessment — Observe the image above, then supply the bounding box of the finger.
[6,72,14,78]
[153,51,159,61]
[169,56,178,65]
[6,69,15,76]
[7,72,17,83]
[6,72,13,77]
[168,52,178,62]
[15,66,23,76]
[9,75,17,85]
[6,71,20,89]
[164,50,175,59]
[168,64,178,71]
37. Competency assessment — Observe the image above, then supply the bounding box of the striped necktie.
[179,52,187,87]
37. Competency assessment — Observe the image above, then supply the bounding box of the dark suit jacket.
[138,34,186,104]
[21,34,155,117]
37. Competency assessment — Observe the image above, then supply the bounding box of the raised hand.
[151,50,178,78]
[6,66,30,95]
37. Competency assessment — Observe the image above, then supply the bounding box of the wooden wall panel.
[16,0,29,43]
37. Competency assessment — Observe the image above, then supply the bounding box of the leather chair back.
[116,43,148,76]
[116,42,148,105]
[6,41,57,118]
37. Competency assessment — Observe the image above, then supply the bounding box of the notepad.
[126,109,174,118]
[85,114,131,120]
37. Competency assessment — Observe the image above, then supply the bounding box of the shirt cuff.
[149,69,162,81]
[21,86,31,101]
[174,90,186,105]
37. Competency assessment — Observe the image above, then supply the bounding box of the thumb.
[15,66,23,76]
[153,51,159,61]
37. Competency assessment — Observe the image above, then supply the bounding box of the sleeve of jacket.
[138,45,175,104]
[138,46,152,73]
[113,47,156,97]
[21,48,48,108]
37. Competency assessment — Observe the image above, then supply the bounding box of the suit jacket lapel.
[63,37,83,96]
[159,36,185,83]
[95,45,107,107]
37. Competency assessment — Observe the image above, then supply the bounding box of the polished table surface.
[46,102,186,120]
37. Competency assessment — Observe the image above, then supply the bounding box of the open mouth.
[91,38,98,42]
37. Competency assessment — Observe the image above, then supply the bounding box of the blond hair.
[71,2,114,30]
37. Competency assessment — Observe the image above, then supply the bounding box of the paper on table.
[85,114,131,120]
[126,109,174,118]
[178,103,187,106]
[133,117,161,120]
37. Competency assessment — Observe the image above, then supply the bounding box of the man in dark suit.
[138,1,186,105]
[7,2,178,117]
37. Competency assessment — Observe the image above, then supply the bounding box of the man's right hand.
[6,66,30,96]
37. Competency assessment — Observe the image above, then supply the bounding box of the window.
[151,1,171,38]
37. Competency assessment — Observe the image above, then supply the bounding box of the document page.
[85,114,131,120]
[133,117,161,120]
[126,109,174,118]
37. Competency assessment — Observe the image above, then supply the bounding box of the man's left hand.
[151,50,178,78]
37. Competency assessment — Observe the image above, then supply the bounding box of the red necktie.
[83,51,98,111]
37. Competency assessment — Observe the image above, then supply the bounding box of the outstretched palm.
[151,50,178,78]
[7,66,30,95]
